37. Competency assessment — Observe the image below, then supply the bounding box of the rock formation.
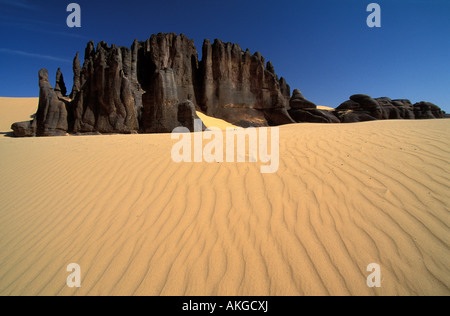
[334,94,444,123]
[335,94,383,123]
[137,34,201,132]
[12,69,70,137]
[413,101,445,119]
[177,100,205,132]
[70,52,81,99]
[13,33,297,137]
[199,38,294,127]
[11,33,447,137]
[35,68,69,136]
[11,120,36,137]
[288,90,340,123]
[384,98,415,120]
[55,68,67,97]
[71,41,140,134]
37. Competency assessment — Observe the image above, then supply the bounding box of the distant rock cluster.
[11,33,447,137]
[288,89,340,124]
[334,95,445,123]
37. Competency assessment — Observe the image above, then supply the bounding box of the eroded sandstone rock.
[335,95,444,122]
[288,90,340,123]
[55,68,67,97]
[11,120,36,137]
[199,38,294,127]
[413,101,444,119]
[35,68,68,136]
[71,42,139,133]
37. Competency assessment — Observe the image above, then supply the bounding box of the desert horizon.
[0,97,448,296]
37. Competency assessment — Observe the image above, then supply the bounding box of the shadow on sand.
[0,132,15,137]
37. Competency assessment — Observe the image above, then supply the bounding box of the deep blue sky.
[0,0,449,111]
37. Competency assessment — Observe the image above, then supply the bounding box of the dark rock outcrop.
[389,99,415,119]
[11,33,447,137]
[11,69,69,137]
[143,68,183,133]
[70,33,295,134]
[290,108,340,124]
[55,68,67,97]
[199,38,294,127]
[35,68,69,136]
[70,52,81,99]
[288,90,340,123]
[334,94,444,123]
[177,100,205,132]
[139,33,199,108]
[71,42,140,134]
[369,97,416,120]
[11,120,36,137]
[138,34,201,132]
[289,89,317,109]
[413,101,444,119]
[335,94,388,123]
[279,77,291,106]
[68,33,296,134]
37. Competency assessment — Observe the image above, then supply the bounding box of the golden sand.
[196,111,238,130]
[317,105,336,111]
[0,98,449,295]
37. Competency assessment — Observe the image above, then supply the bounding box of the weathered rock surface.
[199,38,294,127]
[334,94,444,123]
[55,68,67,97]
[71,42,140,134]
[35,68,69,136]
[288,90,340,123]
[11,69,69,137]
[178,100,205,132]
[279,77,291,106]
[143,68,183,133]
[137,34,201,132]
[290,108,340,123]
[388,99,415,119]
[289,89,317,109]
[70,52,81,99]
[11,120,36,137]
[413,101,444,119]
[70,33,294,134]
[335,95,385,123]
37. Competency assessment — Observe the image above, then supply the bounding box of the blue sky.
[0,0,449,112]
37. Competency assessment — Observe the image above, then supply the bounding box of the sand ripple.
[0,100,449,295]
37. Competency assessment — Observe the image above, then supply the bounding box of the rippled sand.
[0,97,449,296]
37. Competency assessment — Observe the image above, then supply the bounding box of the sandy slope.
[0,98,449,296]
[196,111,238,130]
[317,105,336,111]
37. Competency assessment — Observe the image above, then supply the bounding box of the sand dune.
[0,98,449,296]
[0,97,38,136]
[317,105,336,111]
[196,111,238,130]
